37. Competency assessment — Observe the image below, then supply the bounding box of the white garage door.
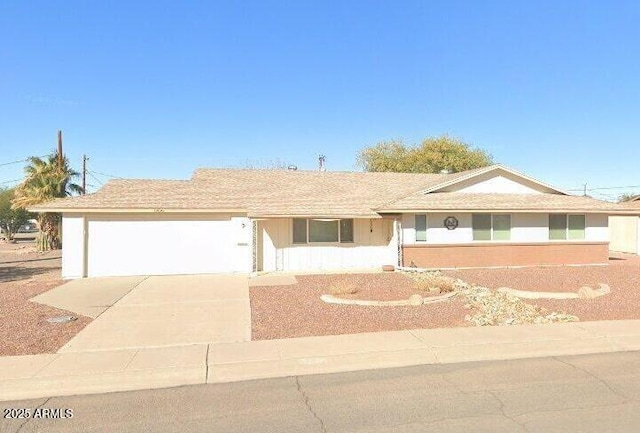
[87,216,251,277]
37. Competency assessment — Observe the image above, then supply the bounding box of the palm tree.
[12,151,83,250]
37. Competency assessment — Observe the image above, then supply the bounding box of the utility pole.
[82,154,88,194]
[57,130,63,168]
[583,183,587,196]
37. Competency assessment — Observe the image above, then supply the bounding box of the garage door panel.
[87,218,244,277]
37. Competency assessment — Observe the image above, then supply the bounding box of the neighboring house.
[31,164,633,279]
[609,197,640,254]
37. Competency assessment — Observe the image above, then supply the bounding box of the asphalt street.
[2,351,640,433]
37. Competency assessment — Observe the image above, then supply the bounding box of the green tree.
[357,135,493,173]
[0,188,31,242]
[12,151,83,250]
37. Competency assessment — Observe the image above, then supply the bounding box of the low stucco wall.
[402,242,610,268]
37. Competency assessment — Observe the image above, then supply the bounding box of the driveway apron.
[58,274,250,352]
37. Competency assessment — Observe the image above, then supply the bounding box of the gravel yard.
[444,254,640,323]
[250,255,640,340]
[0,242,91,356]
[251,272,469,340]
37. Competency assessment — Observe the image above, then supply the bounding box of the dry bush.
[411,272,457,293]
[329,280,359,295]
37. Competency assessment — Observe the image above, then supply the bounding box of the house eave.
[28,207,248,214]
[377,208,633,214]
[247,213,383,219]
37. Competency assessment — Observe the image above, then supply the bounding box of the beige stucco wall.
[609,215,639,254]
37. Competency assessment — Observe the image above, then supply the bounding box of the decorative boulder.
[408,294,423,306]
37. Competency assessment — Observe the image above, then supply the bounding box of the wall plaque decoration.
[443,216,458,230]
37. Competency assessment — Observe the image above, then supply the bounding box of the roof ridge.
[192,167,447,175]
[109,178,191,182]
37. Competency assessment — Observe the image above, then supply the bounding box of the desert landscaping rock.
[461,284,579,326]
[320,291,457,307]
[251,256,640,340]
[409,294,424,306]
[497,283,611,300]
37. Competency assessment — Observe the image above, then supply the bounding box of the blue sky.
[1,0,639,200]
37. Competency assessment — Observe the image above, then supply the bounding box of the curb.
[2,320,640,402]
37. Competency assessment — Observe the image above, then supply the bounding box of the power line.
[588,185,640,191]
[568,184,640,192]
[0,158,30,167]
[0,178,22,185]
[87,171,104,186]
[0,155,48,168]
[87,169,123,179]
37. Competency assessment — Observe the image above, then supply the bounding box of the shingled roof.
[30,165,632,216]
[618,199,640,211]
[376,192,622,212]
[32,169,448,217]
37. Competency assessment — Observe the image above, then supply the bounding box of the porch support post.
[251,219,258,273]
[396,217,403,267]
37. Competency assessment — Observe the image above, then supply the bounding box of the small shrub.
[411,272,457,293]
[329,280,359,295]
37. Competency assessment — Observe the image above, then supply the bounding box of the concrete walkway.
[2,319,640,401]
[58,274,251,352]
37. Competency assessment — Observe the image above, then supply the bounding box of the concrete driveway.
[32,276,146,318]
[53,275,251,353]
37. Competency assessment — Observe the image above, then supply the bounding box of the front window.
[340,219,354,243]
[293,218,355,243]
[549,214,585,240]
[492,215,511,241]
[293,218,307,244]
[415,215,427,242]
[568,215,586,240]
[309,220,339,242]
[472,214,511,241]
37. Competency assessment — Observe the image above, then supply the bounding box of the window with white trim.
[549,214,585,240]
[292,218,354,244]
[472,214,511,241]
[415,215,427,242]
